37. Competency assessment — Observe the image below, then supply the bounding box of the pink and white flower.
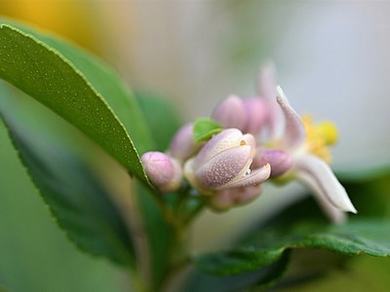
[184,129,271,194]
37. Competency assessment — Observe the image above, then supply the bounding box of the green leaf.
[197,219,390,276]
[193,117,222,142]
[0,89,135,267]
[183,252,290,292]
[191,170,390,289]
[0,21,150,185]
[135,91,181,151]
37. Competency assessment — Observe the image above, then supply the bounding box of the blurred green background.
[0,0,389,291]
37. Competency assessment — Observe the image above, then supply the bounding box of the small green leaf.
[0,22,149,185]
[0,90,135,267]
[193,117,222,143]
[135,91,181,151]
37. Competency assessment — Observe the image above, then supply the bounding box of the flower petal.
[257,149,293,177]
[242,98,269,135]
[196,145,252,188]
[194,129,246,168]
[297,172,347,224]
[218,163,271,189]
[295,154,357,214]
[276,86,306,149]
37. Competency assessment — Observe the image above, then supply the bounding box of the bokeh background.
[1,0,390,291]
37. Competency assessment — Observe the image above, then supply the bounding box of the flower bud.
[256,149,293,178]
[242,98,269,135]
[141,152,182,192]
[211,95,246,130]
[169,123,198,161]
[208,185,262,211]
[184,129,271,193]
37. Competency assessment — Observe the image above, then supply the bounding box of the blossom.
[184,129,271,195]
[141,152,182,192]
[256,86,357,223]
[141,63,356,220]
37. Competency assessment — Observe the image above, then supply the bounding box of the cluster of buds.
[142,65,356,223]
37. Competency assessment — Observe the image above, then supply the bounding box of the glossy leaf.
[184,251,290,292]
[197,219,390,276]
[191,170,390,289]
[0,19,155,154]
[0,22,149,185]
[193,117,222,142]
[0,90,135,267]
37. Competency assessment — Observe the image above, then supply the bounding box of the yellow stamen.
[302,115,338,163]
[317,121,338,146]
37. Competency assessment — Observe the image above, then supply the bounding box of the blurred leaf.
[0,22,150,186]
[286,254,390,291]
[193,117,222,142]
[0,91,135,267]
[135,91,181,151]
[189,169,390,290]
[183,252,290,292]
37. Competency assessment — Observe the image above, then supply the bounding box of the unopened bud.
[211,95,246,130]
[169,123,198,161]
[243,98,269,135]
[184,129,270,193]
[208,185,262,211]
[257,149,293,178]
[142,152,182,192]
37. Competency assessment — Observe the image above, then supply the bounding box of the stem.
[161,225,191,292]
[160,197,205,291]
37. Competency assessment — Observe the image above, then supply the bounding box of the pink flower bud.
[242,98,269,135]
[208,185,262,211]
[211,95,246,130]
[169,123,198,161]
[256,149,293,178]
[141,152,182,192]
[184,129,271,193]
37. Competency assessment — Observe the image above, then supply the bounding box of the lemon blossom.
[256,86,357,223]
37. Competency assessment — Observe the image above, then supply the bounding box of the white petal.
[196,146,252,188]
[276,86,306,149]
[295,154,357,214]
[194,129,243,168]
[297,172,347,224]
[218,163,271,189]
